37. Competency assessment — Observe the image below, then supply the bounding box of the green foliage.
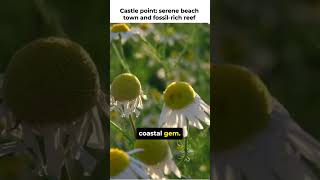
[215,0,320,140]
[110,23,210,179]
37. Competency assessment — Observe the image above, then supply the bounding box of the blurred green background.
[214,0,320,140]
[110,23,210,179]
[0,0,108,179]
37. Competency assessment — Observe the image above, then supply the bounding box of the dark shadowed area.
[213,0,320,140]
[0,0,108,179]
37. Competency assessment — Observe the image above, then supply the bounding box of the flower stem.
[178,120,190,166]
[173,25,197,68]
[138,35,171,76]
[110,120,134,144]
[118,34,127,61]
[129,115,137,137]
[111,41,131,73]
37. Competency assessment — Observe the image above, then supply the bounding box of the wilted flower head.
[160,81,210,137]
[212,64,272,152]
[212,64,320,180]
[110,148,148,179]
[0,37,107,179]
[135,140,181,179]
[4,38,100,124]
[111,73,145,118]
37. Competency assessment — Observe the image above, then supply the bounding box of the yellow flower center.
[4,37,99,125]
[163,82,196,109]
[212,64,272,152]
[111,73,141,101]
[135,140,168,165]
[111,24,131,33]
[110,148,130,177]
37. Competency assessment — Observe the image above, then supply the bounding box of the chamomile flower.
[213,64,320,180]
[111,73,145,118]
[110,24,140,43]
[110,148,149,179]
[135,140,181,179]
[159,82,210,137]
[0,37,107,179]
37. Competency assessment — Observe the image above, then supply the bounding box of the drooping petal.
[87,107,105,149]
[42,127,64,178]
[130,159,149,179]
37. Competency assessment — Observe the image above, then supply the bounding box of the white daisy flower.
[110,24,140,43]
[159,82,210,137]
[135,140,181,179]
[213,64,320,180]
[0,37,107,179]
[110,73,145,118]
[110,148,149,179]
